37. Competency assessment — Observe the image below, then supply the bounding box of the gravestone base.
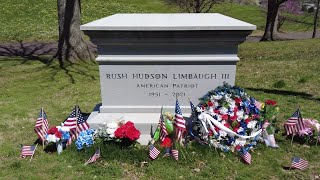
[87,111,190,145]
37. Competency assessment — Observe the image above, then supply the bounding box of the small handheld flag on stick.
[159,106,168,142]
[239,147,251,165]
[291,156,308,170]
[174,99,186,144]
[149,143,160,160]
[34,108,49,149]
[63,106,90,145]
[84,148,101,165]
[20,144,37,162]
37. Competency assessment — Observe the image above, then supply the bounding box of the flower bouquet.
[75,129,96,150]
[45,126,70,154]
[96,120,141,147]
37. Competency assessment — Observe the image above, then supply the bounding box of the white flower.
[220,107,228,114]
[236,110,244,117]
[235,138,246,146]
[46,134,60,142]
[107,122,118,129]
[106,128,116,135]
[60,126,70,132]
[196,106,203,112]
[212,94,223,100]
[237,127,244,133]
[247,120,258,129]
[219,130,227,137]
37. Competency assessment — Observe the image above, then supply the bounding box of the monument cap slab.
[80,13,256,31]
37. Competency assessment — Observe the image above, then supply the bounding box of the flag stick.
[75,105,79,140]
[291,134,295,146]
[41,107,45,149]
[30,144,38,162]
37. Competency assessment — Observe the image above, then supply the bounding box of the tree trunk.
[312,0,320,38]
[56,0,95,67]
[260,0,280,41]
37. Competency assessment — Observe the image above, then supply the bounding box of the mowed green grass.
[1,0,317,42]
[0,39,320,179]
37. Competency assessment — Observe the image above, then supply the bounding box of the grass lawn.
[1,0,318,42]
[1,38,320,179]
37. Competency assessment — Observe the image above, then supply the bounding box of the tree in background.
[166,0,220,13]
[260,0,295,41]
[312,0,320,38]
[50,0,96,67]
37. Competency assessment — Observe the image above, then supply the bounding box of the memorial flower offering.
[45,126,71,154]
[75,129,96,150]
[191,83,279,154]
[96,120,141,146]
[46,126,70,143]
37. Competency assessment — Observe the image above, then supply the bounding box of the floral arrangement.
[191,83,278,153]
[96,120,141,147]
[75,129,96,150]
[46,126,70,143]
[260,99,279,134]
[45,126,71,154]
[294,118,320,144]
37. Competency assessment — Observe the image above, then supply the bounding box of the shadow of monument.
[246,87,320,102]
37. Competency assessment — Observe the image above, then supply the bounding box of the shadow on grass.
[0,41,98,84]
[246,87,320,102]
[0,41,56,64]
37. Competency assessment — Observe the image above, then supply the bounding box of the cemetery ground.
[1,0,320,179]
[1,38,320,179]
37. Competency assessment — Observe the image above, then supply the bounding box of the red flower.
[245,118,251,124]
[233,127,239,133]
[224,123,230,128]
[214,126,220,132]
[222,114,229,120]
[230,115,237,121]
[160,137,172,148]
[126,126,141,141]
[214,109,220,114]
[265,99,277,106]
[207,101,214,107]
[114,121,141,141]
[235,98,242,104]
[48,127,58,135]
[114,127,125,139]
[235,145,241,151]
[55,131,62,138]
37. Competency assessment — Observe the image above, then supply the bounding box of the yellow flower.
[261,103,265,109]
[276,107,279,112]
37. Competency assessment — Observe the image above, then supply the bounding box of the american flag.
[159,113,168,142]
[189,100,196,115]
[239,148,251,165]
[84,148,101,165]
[20,145,36,158]
[149,144,160,160]
[171,149,179,161]
[63,106,90,144]
[291,157,308,170]
[34,108,49,141]
[174,99,186,140]
[284,108,304,135]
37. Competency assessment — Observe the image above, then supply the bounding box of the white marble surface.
[81,13,256,31]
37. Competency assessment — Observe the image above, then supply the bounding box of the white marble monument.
[81,13,256,144]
